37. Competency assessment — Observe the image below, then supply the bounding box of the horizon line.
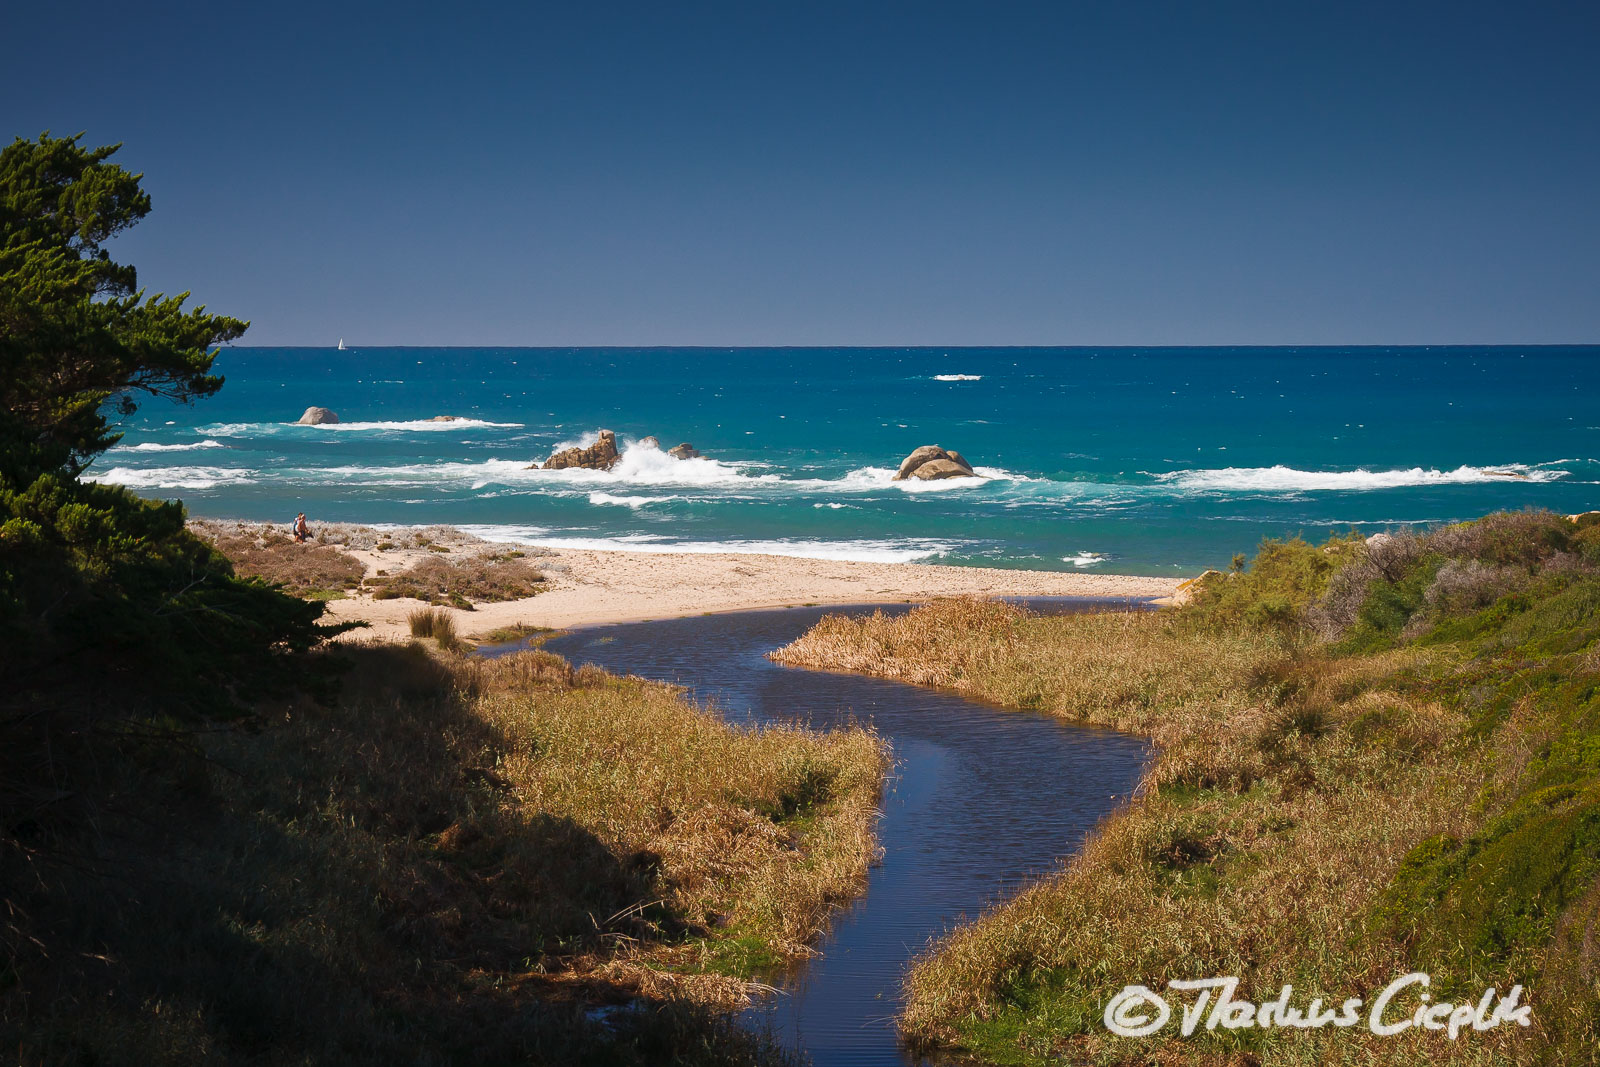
[216,342,1600,351]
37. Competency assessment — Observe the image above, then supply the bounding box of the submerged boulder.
[296,406,338,425]
[428,415,463,422]
[541,429,620,471]
[638,435,662,450]
[893,445,976,481]
[667,442,701,460]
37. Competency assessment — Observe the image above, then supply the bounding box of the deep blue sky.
[6,2,1598,345]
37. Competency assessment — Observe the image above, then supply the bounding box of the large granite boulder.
[667,442,701,460]
[638,435,662,450]
[542,429,620,471]
[893,445,976,481]
[910,458,975,480]
[296,406,338,425]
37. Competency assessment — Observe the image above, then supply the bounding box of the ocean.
[91,346,1598,575]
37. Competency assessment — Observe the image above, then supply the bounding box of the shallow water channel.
[528,600,1150,1065]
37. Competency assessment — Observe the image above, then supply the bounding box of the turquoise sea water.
[92,346,1599,575]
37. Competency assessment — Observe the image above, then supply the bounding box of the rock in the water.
[638,435,661,450]
[667,442,701,460]
[895,445,948,480]
[541,429,620,471]
[909,458,975,480]
[428,415,462,422]
[893,444,976,481]
[297,406,338,425]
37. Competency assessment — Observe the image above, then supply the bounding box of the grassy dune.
[9,641,885,1065]
[773,511,1600,1066]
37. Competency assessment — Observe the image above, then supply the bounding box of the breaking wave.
[91,466,257,490]
[198,418,523,436]
[108,440,227,452]
[931,374,983,381]
[454,527,959,564]
[1151,463,1571,493]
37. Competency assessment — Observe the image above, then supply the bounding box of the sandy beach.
[311,530,1187,641]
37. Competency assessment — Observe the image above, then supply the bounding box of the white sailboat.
[337,338,346,351]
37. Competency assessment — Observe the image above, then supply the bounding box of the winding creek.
[530,600,1151,1065]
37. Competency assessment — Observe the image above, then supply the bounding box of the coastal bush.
[4,642,884,1064]
[1186,533,1364,634]
[365,553,544,608]
[774,510,1600,1064]
[195,522,367,597]
[1,134,352,1058]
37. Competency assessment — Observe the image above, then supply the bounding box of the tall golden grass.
[9,642,884,1065]
[773,598,1532,1065]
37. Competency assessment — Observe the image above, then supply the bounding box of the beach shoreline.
[252,523,1189,640]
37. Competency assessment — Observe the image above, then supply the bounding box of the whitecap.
[457,531,959,564]
[90,465,257,490]
[197,418,523,436]
[1064,551,1109,567]
[588,491,680,508]
[931,374,983,381]
[109,440,226,453]
[1151,463,1572,493]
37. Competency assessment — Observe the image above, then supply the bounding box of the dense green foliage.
[0,132,243,477]
[1,134,342,976]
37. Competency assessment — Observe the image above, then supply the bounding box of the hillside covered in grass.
[773,509,1600,1066]
[8,638,885,1065]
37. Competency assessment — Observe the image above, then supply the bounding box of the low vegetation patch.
[192,520,367,597]
[407,605,463,650]
[775,511,1600,1065]
[7,642,885,1064]
[367,553,545,608]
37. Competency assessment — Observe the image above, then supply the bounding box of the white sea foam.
[836,465,1022,493]
[109,440,226,453]
[931,374,983,381]
[1152,463,1571,493]
[454,528,959,564]
[1064,551,1109,567]
[91,466,257,490]
[588,491,680,508]
[198,419,523,436]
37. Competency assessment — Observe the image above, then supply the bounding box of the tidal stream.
[528,599,1150,1065]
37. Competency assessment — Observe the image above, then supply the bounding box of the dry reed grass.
[9,641,883,1065]
[773,597,1538,1065]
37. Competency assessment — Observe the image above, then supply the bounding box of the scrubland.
[774,509,1600,1066]
[190,519,545,607]
[8,638,884,1065]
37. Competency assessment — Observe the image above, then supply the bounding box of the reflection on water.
[528,601,1150,1066]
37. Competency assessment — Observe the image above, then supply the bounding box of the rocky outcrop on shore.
[296,406,338,425]
[638,436,701,460]
[535,430,705,470]
[893,445,977,481]
[542,429,621,470]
